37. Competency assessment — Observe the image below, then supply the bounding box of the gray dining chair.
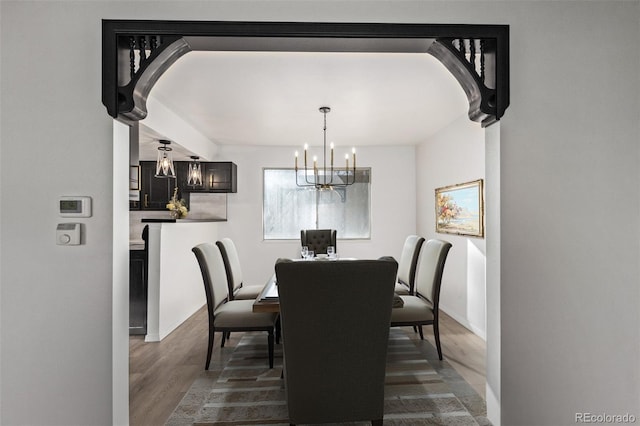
[192,242,278,369]
[390,238,452,360]
[394,234,426,295]
[275,257,398,425]
[299,229,336,256]
[216,238,265,301]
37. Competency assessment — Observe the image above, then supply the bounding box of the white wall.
[213,144,417,286]
[484,121,501,425]
[1,2,639,426]
[416,115,486,338]
[1,3,116,424]
[112,120,131,426]
[499,3,639,423]
[145,222,216,342]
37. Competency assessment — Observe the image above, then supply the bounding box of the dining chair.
[275,257,398,425]
[192,242,278,369]
[390,239,452,360]
[216,238,265,301]
[394,235,426,295]
[299,229,337,256]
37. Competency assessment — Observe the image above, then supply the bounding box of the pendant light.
[187,156,203,187]
[155,139,176,178]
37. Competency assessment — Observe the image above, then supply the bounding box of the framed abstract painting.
[435,179,484,238]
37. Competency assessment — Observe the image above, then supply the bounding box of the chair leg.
[267,329,275,368]
[413,325,418,333]
[221,330,226,348]
[371,419,383,426]
[433,321,443,360]
[275,316,281,344]
[205,326,214,370]
[418,325,424,340]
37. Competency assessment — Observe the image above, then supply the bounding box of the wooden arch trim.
[102,20,509,127]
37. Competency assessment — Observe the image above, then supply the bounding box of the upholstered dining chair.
[299,228,337,256]
[192,243,278,370]
[216,238,265,301]
[390,239,452,360]
[394,235,426,296]
[275,257,398,426]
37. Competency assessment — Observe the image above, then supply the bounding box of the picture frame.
[129,165,140,191]
[435,179,484,238]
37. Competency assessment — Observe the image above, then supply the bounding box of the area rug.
[167,329,489,425]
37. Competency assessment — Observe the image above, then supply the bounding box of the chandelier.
[155,139,176,178]
[294,107,356,190]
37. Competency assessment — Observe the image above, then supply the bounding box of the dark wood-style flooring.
[129,305,486,426]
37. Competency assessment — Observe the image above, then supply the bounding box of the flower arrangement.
[166,187,188,219]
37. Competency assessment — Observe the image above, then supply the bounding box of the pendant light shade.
[187,156,203,187]
[155,140,176,178]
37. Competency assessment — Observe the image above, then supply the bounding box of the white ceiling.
[139,50,469,160]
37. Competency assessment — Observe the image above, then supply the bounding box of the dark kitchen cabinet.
[176,161,237,193]
[208,162,237,193]
[129,248,147,335]
[139,161,177,209]
[175,161,192,193]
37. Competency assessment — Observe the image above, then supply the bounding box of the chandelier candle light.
[295,106,356,190]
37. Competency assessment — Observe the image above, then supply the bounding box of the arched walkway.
[101,21,509,127]
[101,20,509,424]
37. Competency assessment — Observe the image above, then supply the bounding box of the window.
[263,168,371,240]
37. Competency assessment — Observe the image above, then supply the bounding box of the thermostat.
[59,196,92,217]
[56,223,81,245]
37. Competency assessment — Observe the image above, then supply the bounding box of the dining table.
[252,257,357,313]
[253,274,280,313]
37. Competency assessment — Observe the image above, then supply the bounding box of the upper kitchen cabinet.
[139,161,177,210]
[176,161,237,193]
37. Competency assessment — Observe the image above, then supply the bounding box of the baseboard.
[439,303,486,341]
[158,303,205,341]
[159,313,194,341]
[144,333,160,342]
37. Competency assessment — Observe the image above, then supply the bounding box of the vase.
[169,210,179,219]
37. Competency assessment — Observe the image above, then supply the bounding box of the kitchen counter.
[141,218,227,223]
[131,218,224,248]
[143,220,219,342]
[130,241,145,250]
